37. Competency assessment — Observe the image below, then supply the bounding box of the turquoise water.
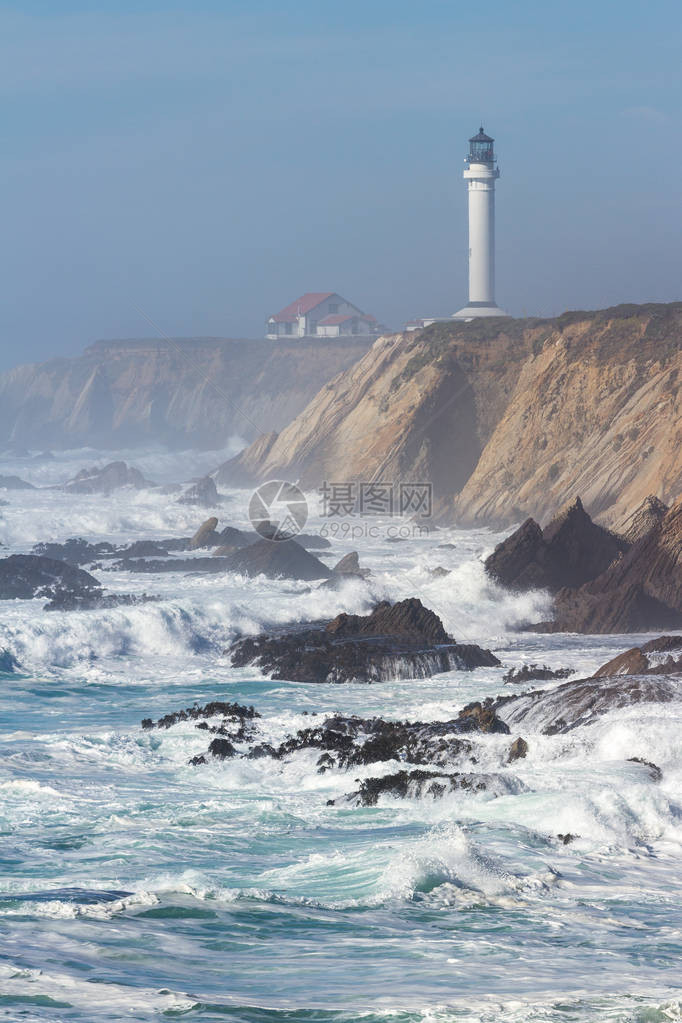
[1,449,681,1021]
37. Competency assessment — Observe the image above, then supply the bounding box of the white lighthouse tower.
[453,127,508,319]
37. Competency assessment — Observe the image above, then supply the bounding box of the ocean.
[0,447,681,1022]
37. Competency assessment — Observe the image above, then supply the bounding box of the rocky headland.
[0,336,371,451]
[210,302,682,531]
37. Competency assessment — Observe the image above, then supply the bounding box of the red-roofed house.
[266,293,385,340]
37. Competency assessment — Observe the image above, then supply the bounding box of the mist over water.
[1,447,681,1022]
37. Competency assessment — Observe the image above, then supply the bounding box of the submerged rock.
[228,598,500,684]
[503,664,576,685]
[142,699,260,732]
[485,498,628,593]
[335,769,494,807]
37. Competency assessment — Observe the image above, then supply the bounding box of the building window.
[285,323,293,335]
[328,303,339,314]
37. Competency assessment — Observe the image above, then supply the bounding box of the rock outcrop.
[619,495,669,544]
[61,461,150,494]
[537,498,682,633]
[591,635,682,677]
[485,498,628,592]
[188,517,220,550]
[228,598,500,683]
[0,554,102,602]
[32,538,117,565]
[221,538,332,581]
[143,702,512,801]
[502,664,575,685]
[494,673,682,735]
[178,477,219,507]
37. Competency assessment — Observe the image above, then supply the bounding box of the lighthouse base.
[452,302,509,321]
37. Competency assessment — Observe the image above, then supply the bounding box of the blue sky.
[1,0,681,368]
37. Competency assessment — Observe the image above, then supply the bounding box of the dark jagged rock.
[485,498,628,593]
[533,498,682,634]
[335,769,492,807]
[592,635,682,678]
[0,475,35,490]
[503,664,576,685]
[326,598,449,644]
[62,461,151,495]
[229,599,500,684]
[620,495,669,544]
[0,554,102,602]
[32,538,117,565]
[196,710,503,771]
[558,833,577,845]
[179,477,219,507]
[142,700,259,731]
[222,537,333,581]
[493,673,682,735]
[429,566,450,579]
[507,737,528,762]
[0,649,19,673]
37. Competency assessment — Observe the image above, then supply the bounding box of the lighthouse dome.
[468,126,495,164]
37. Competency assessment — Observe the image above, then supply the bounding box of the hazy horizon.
[1,0,681,371]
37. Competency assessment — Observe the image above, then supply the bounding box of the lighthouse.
[453,127,508,319]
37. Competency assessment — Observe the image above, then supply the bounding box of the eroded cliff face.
[215,320,540,502]
[216,303,682,528]
[454,304,682,528]
[0,337,371,451]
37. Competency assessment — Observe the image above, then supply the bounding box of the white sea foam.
[2,446,682,1020]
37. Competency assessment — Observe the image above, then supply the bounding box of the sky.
[1,0,681,369]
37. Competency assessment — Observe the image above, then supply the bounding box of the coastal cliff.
[217,302,682,527]
[0,337,371,451]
